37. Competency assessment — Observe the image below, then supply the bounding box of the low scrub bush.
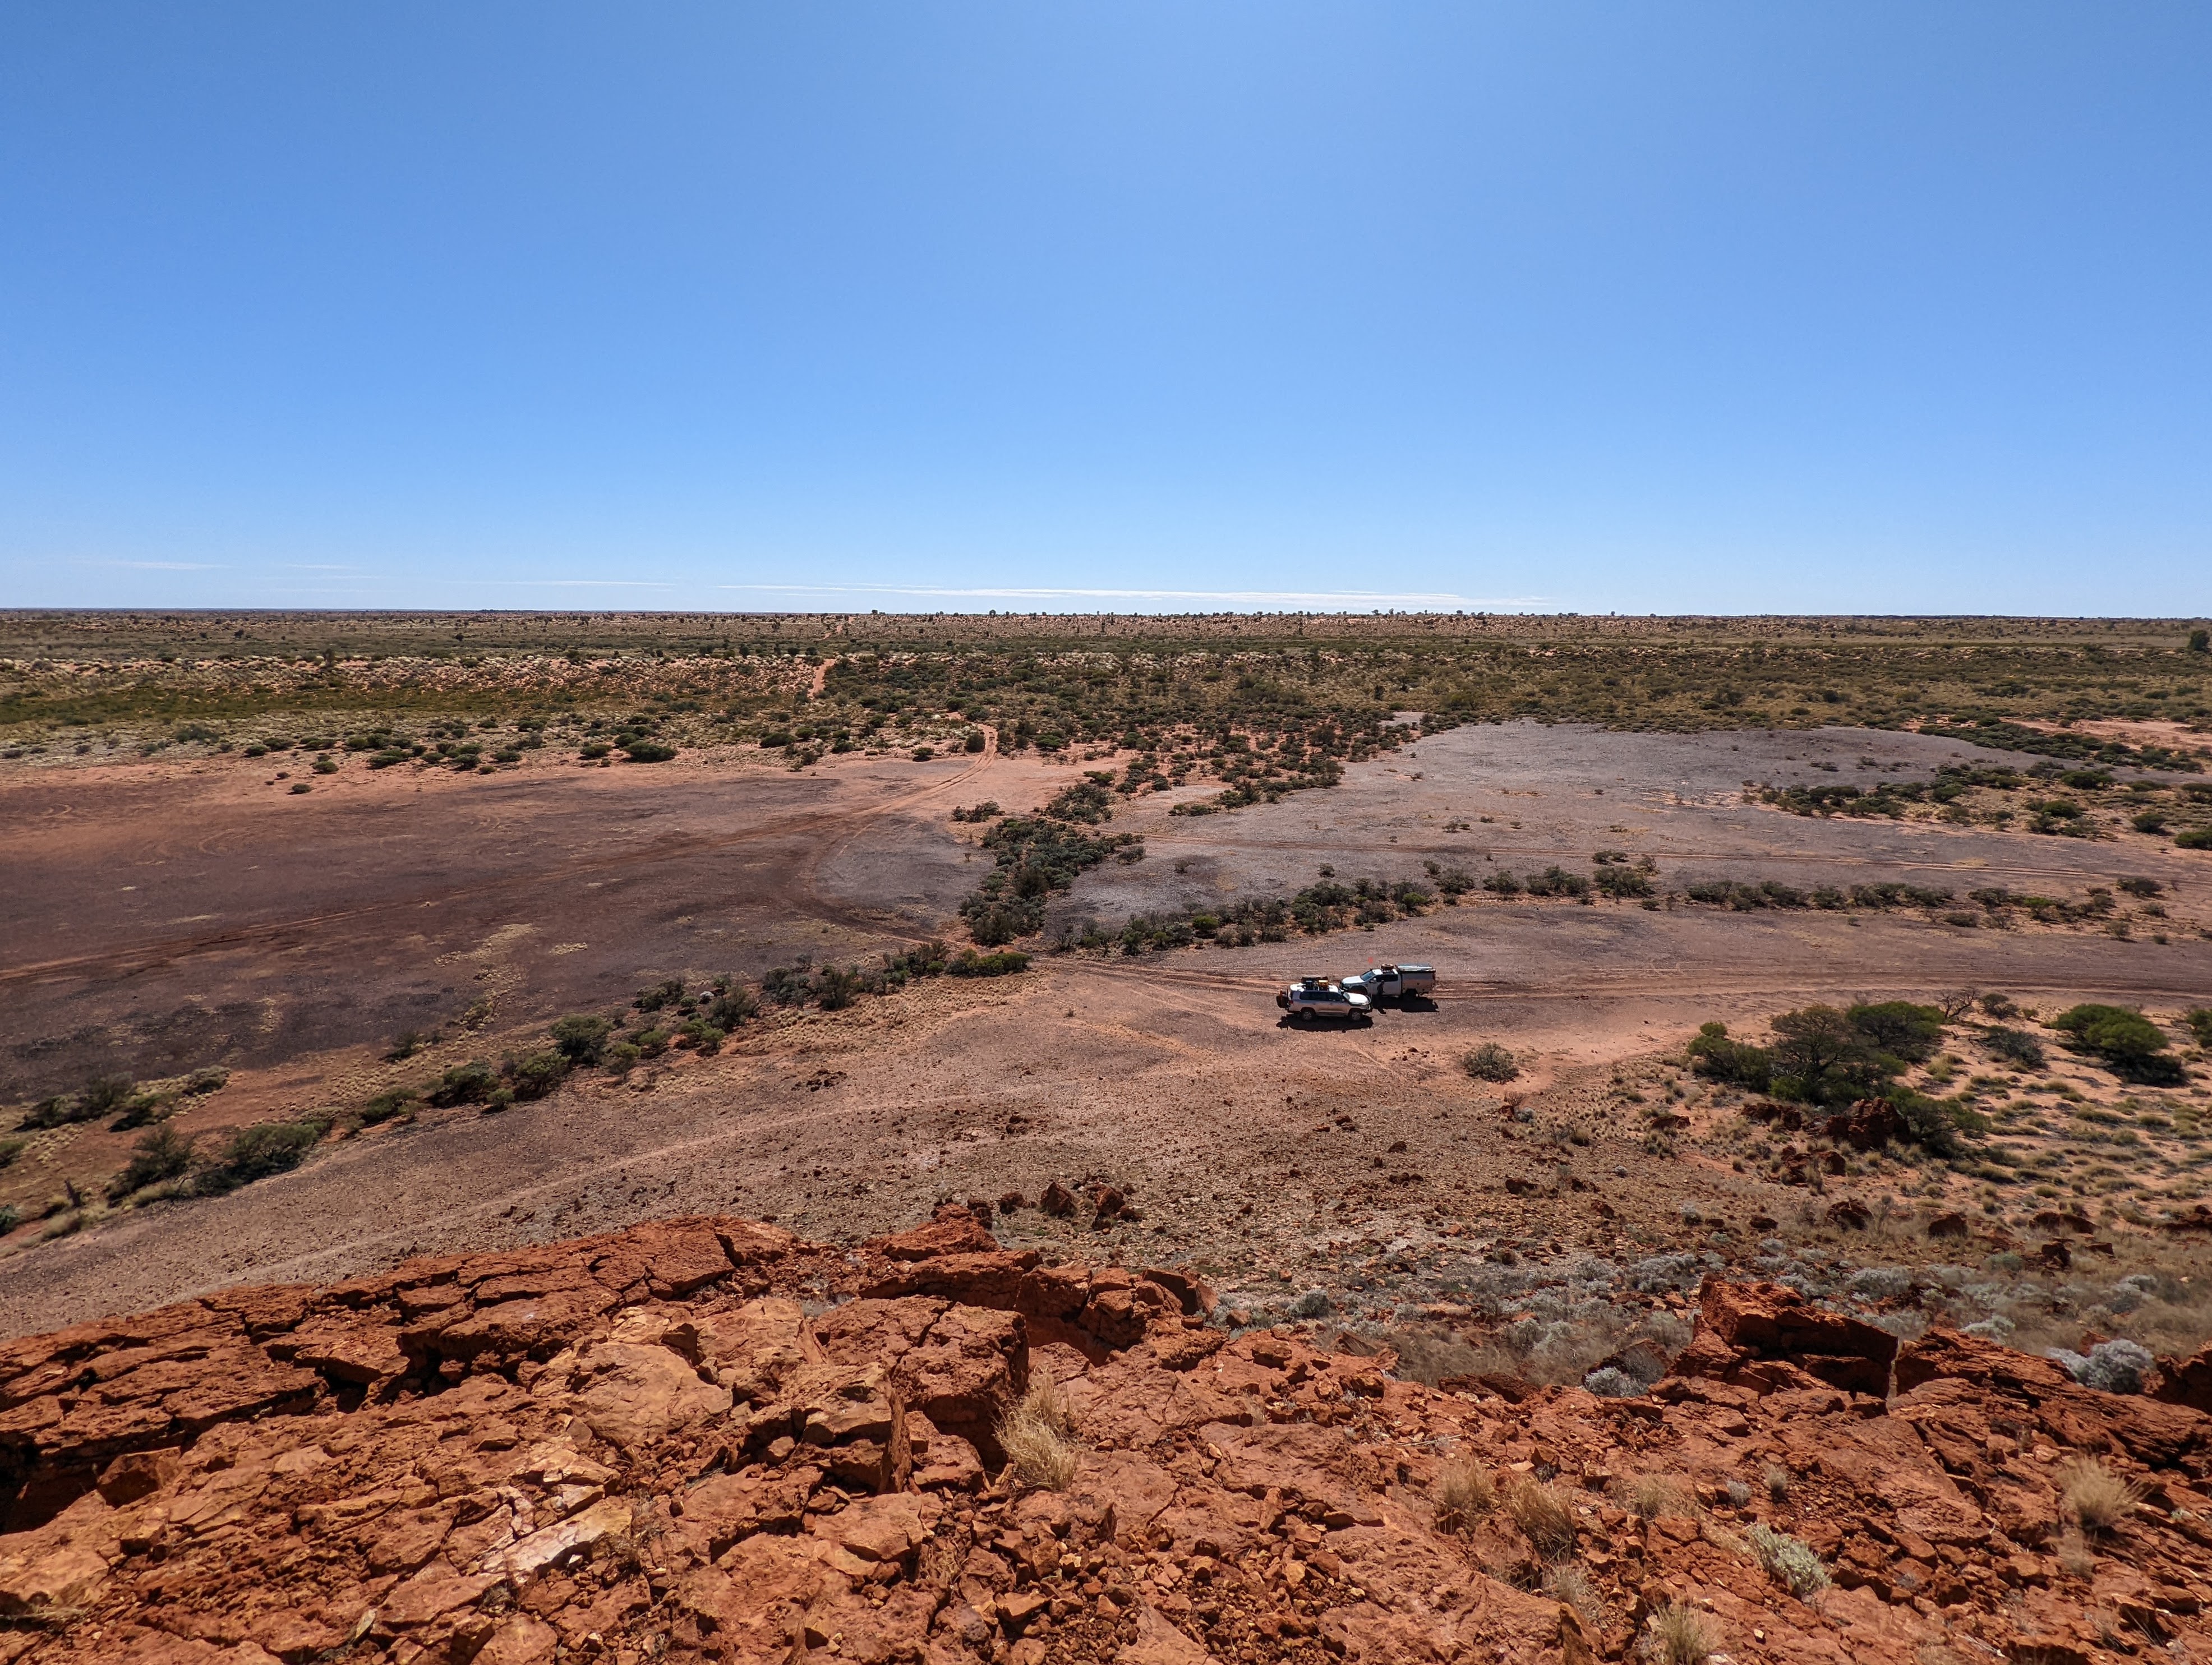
[707,985,759,1027]
[358,1087,417,1127]
[427,1060,499,1107]
[2052,1003,2185,1084]
[1593,863,1655,898]
[1686,1022,1772,1092]
[507,1050,570,1101]
[1524,865,1591,899]
[1463,1043,1519,1083]
[1983,1026,2046,1069]
[2049,1338,2154,1395]
[949,949,1029,976]
[675,1019,726,1054]
[19,1074,137,1132]
[1748,1523,1831,1597]
[196,1121,322,1194]
[108,1124,196,1200]
[551,1014,615,1064]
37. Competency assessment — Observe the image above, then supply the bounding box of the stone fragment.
[563,1341,732,1450]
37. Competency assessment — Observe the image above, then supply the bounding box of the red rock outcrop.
[1,1217,2208,1665]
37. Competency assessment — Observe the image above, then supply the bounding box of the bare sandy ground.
[2,721,2206,1337]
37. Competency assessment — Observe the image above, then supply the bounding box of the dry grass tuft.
[2054,1528,2096,1579]
[1505,1475,1576,1556]
[2056,1456,2141,1533]
[1624,1473,1689,1521]
[1763,1463,1791,1504]
[1545,1562,1609,1629]
[995,1376,1079,1491]
[1435,1456,1496,1533]
[1645,1601,1717,1665]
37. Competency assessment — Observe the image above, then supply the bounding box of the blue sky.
[3,3,2209,615]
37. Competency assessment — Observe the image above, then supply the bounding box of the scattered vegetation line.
[7,617,2208,795]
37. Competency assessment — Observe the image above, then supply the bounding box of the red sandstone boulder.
[1668,1278,1898,1397]
[878,1204,999,1261]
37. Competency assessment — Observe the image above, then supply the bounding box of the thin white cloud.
[464,578,678,589]
[76,559,224,571]
[715,582,1543,608]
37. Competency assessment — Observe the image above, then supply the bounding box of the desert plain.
[4,611,2212,1665]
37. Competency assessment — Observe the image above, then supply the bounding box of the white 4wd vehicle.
[1275,977,1373,1024]
[1338,963,1436,1003]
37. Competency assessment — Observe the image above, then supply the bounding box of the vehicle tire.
[1296,1009,1312,1023]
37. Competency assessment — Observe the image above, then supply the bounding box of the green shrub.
[311,754,338,774]
[359,1087,417,1126]
[677,1019,727,1054]
[1889,1090,1962,1158]
[2177,827,2212,850]
[958,818,1145,942]
[1983,1026,2045,1069]
[108,1124,196,1200]
[1686,1022,1772,1092]
[550,1013,615,1064]
[1594,864,1655,898]
[18,1074,137,1132]
[1525,866,1591,898]
[707,986,758,1028]
[197,1122,321,1194]
[1846,1000,1946,1064]
[0,1204,18,1234]
[634,1027,671,1058]
[580,741,612,759]
[604,1040,642,1074]
[1463,1043,1519,1082]
[948,949,1029,976]
[0,1136,24,1169]
[427,1060,499,1106]
[811,967,866,1010]
[1482,869,1523,896]
[1769,1005,1895,1105]
[2052,1004,2184,1083]
[622,739,676,763]
[2186,1008,2212,1048]
[108,1091,177,1132]
[634,976,687,1012]
[507,1050,570,1100]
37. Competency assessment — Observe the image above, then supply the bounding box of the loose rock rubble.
[2,1209,2209,1664]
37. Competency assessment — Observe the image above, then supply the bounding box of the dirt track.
[2,720,2208,1337]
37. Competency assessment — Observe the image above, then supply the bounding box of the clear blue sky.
[3,4,2209,615]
